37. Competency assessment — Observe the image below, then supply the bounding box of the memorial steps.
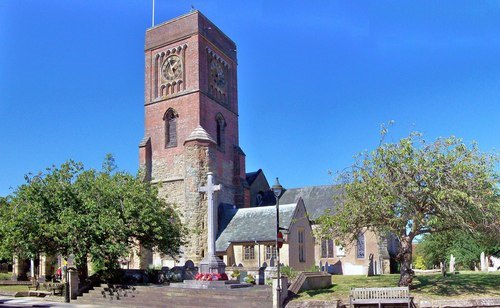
[74,284,273,307]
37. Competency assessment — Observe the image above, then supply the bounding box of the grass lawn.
[0,272,12,280]
[295,271,500,301]
[0,285,29,292]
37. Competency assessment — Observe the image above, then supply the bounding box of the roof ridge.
[236,203,296,212]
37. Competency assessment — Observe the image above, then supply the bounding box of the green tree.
[419,230,500,270]
[317,128,499,286]
[0,196,13,260]
[412,255,426,270]
[0,157,185,279]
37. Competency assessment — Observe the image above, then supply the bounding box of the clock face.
[162,55,183,81]
[210,60,225,88]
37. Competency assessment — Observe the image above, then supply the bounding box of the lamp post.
[63,258,69,303]
[271,177,285,307]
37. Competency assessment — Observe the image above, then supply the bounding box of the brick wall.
[139,11,247,266]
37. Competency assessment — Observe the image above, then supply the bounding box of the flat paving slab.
[0,295,97,307]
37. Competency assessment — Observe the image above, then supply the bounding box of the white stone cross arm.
[199,173,221,194]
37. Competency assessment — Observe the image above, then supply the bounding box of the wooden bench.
[350,287,413,308]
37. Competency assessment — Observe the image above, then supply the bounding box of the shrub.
[280,265,298,281]
[231,269,240,279]
[307,265,320,272]
[243,273,255,284]
[413,255,427,270]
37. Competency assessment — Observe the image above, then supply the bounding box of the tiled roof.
[216,203,297,252]
[278,185,343,221]
[245,169,263,186]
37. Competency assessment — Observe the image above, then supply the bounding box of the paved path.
[0,296,96,308]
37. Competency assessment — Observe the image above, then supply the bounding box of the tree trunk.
[76,255,88,282]
[398,236,414,287]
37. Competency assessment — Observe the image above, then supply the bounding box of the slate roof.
[216,203,298,252]
[278,185,343,221]
[245,169,263,186]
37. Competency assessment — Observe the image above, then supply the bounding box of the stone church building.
[134,11,397,275]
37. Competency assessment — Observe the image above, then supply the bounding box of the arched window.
[356,233,365,259]
[164,108,178,148]
[215,113,226,150]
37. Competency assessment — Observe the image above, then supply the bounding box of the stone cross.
[199,172,221,257]
[199,172,225,273]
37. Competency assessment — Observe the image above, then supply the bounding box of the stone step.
[130,288,271,298]
[75,284,273,308]
[79,298,272,308]
[101,292,272,303]
[75,295,272,308]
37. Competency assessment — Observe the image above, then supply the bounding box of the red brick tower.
[139,11,248,265]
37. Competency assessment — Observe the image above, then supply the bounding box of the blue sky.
[1,0,499,197]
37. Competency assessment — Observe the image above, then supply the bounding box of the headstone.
[183,260,197,280]
[480,252,487,271]
[184,260,195,269]
[449,254,455,273]
[269,257,275,267]
[367,253,375,276]
[198,172,226,274]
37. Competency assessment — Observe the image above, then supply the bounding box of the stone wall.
[314,228,389,275]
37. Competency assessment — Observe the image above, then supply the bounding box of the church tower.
[139,11,248,265]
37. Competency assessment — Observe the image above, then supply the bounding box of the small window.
[265,245,276,260]
[298,229,305,263]
[356,233,365,259]
[243,245,255,260]
[164,108,178,148]
[215,113,226,150]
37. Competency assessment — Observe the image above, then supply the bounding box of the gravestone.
[449,254,455,273]
[183,260,197,280]
[480,252,487,271]
[367,253,375,276]
[185,260,195,269]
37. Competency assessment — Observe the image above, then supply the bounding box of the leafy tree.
[0,196,13,260]
[412,255,426,270]
[317,128,499,286]
[0,157,185,279]
[419,230,500,270]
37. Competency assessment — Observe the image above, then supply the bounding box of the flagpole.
[152,0,155,27]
